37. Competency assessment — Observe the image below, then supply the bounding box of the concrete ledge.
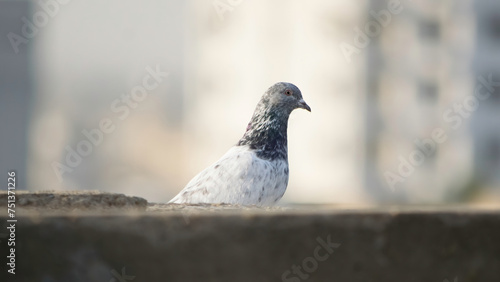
[0,192,499,282]
[0,190,147,212]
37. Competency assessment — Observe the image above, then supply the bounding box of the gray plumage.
[169,82,311,206]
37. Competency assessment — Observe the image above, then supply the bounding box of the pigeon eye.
[284,89,292,96]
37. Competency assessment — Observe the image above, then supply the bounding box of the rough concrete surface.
[0,190,147,212]
[0,191,499,282]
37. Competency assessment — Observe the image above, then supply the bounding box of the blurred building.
[471,0,500,194]
[1,0,499,204]
[363,0,500,203]
[364,0,478,203]
[0,2,32,190]
[26,1,187,200]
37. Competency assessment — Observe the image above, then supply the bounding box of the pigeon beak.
[298,99,311,112]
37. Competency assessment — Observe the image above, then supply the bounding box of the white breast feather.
[169,146,289,206]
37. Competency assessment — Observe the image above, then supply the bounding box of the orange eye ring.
[284,89,292,96]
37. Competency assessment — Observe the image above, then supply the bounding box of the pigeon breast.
[168,145,289,206]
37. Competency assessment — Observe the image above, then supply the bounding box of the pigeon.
[169,82,311,206]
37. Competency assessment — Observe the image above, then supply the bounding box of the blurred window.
[486,137,500,165]
[419,81,438,102]
[488,14,500,41]
[419,19,440,41]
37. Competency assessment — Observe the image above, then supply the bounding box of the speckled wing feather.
[169,145,289,206]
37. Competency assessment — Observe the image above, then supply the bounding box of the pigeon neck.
[237,106,289,161]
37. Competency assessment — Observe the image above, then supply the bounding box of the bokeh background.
[1,0,499,205]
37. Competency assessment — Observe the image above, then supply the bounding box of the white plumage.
[169,146,289,206]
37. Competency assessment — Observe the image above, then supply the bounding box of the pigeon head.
[237,82,310,160]
[261,82,311,114]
